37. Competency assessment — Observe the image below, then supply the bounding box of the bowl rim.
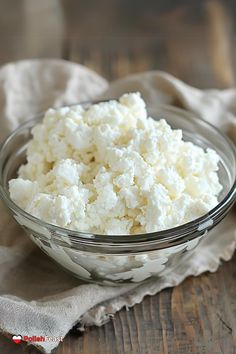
[0,101,235,248]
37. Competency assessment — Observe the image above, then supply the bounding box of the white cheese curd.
[9,93,222,235]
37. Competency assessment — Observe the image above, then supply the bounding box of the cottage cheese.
[9,93,222,235]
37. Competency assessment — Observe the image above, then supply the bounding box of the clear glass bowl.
[0,103,235,286]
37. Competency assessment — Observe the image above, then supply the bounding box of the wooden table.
[0,0,235,353]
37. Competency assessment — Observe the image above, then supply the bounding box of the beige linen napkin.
[0,59,235,353]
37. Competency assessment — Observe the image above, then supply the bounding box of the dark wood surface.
[0,0,236,353]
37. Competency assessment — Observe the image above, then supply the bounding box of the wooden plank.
[0,0,64,64]
[206,0,235,88]
[66,0,235,88]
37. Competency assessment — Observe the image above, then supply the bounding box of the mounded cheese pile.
[9,93,222,235]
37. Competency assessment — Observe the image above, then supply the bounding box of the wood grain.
[0,0,235,353]
[206,0,235,87]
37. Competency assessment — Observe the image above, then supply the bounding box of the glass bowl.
[0,103,235,286]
